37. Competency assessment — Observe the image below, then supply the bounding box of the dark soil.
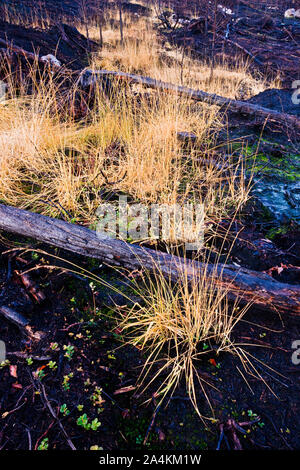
[165,1,300,87]
[1,1,80,22]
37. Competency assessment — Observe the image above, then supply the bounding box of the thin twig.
[34,378,76,450]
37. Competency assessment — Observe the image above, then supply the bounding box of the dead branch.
[14,270,46,303]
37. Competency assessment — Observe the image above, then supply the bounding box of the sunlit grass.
[116,254,255,420]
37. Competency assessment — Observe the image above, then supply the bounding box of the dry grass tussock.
[0,55,253,239]
[118,260,253,420]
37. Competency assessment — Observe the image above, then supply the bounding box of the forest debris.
[113,385,136,395]
[217,417,263,450]
[9,365,17,378]
[0,305,30,329]
[35,380,76,450]
[187,17,207,34]
[6,352,51,362]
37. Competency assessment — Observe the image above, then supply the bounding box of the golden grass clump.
[89,13,276,99]
[118,260,252,419]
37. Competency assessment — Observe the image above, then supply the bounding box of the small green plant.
[50,342,59,351]
[34,368,46,380]
[246,409,265,428]
[90,387,104,407]
[0,360,10,369]
[90,445,103,450]
[38,438,49,451]
[60,403,70,416]
[107,352,116,361]
[91,418,101,431]
[77,404,84,412]
[26,357,33,366]
[48,361,57,370]
[77,414,101,431]
[77,413,89,429]
[247,409,258,419]
[63,345,75,361]
[62,373,73,391]
[31,252,39,261]
[89,281,96,292]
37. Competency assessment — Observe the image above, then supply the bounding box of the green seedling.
[48,361,57,370]
[63,345,74,361]
[60,404,70,416]
[62,373,73,391]
[34,369,46,380]
[38,438,49,450]
[77,414,101,431]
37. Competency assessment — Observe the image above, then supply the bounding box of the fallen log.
[0,204,299,316]
[79,69,300,132]
[0,38,38,62]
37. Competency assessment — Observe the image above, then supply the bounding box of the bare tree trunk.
[79,0,90,49]
[99,20,103,48]
[97,0,106,49]
[118,0,124,45]
[209,0,218,83]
